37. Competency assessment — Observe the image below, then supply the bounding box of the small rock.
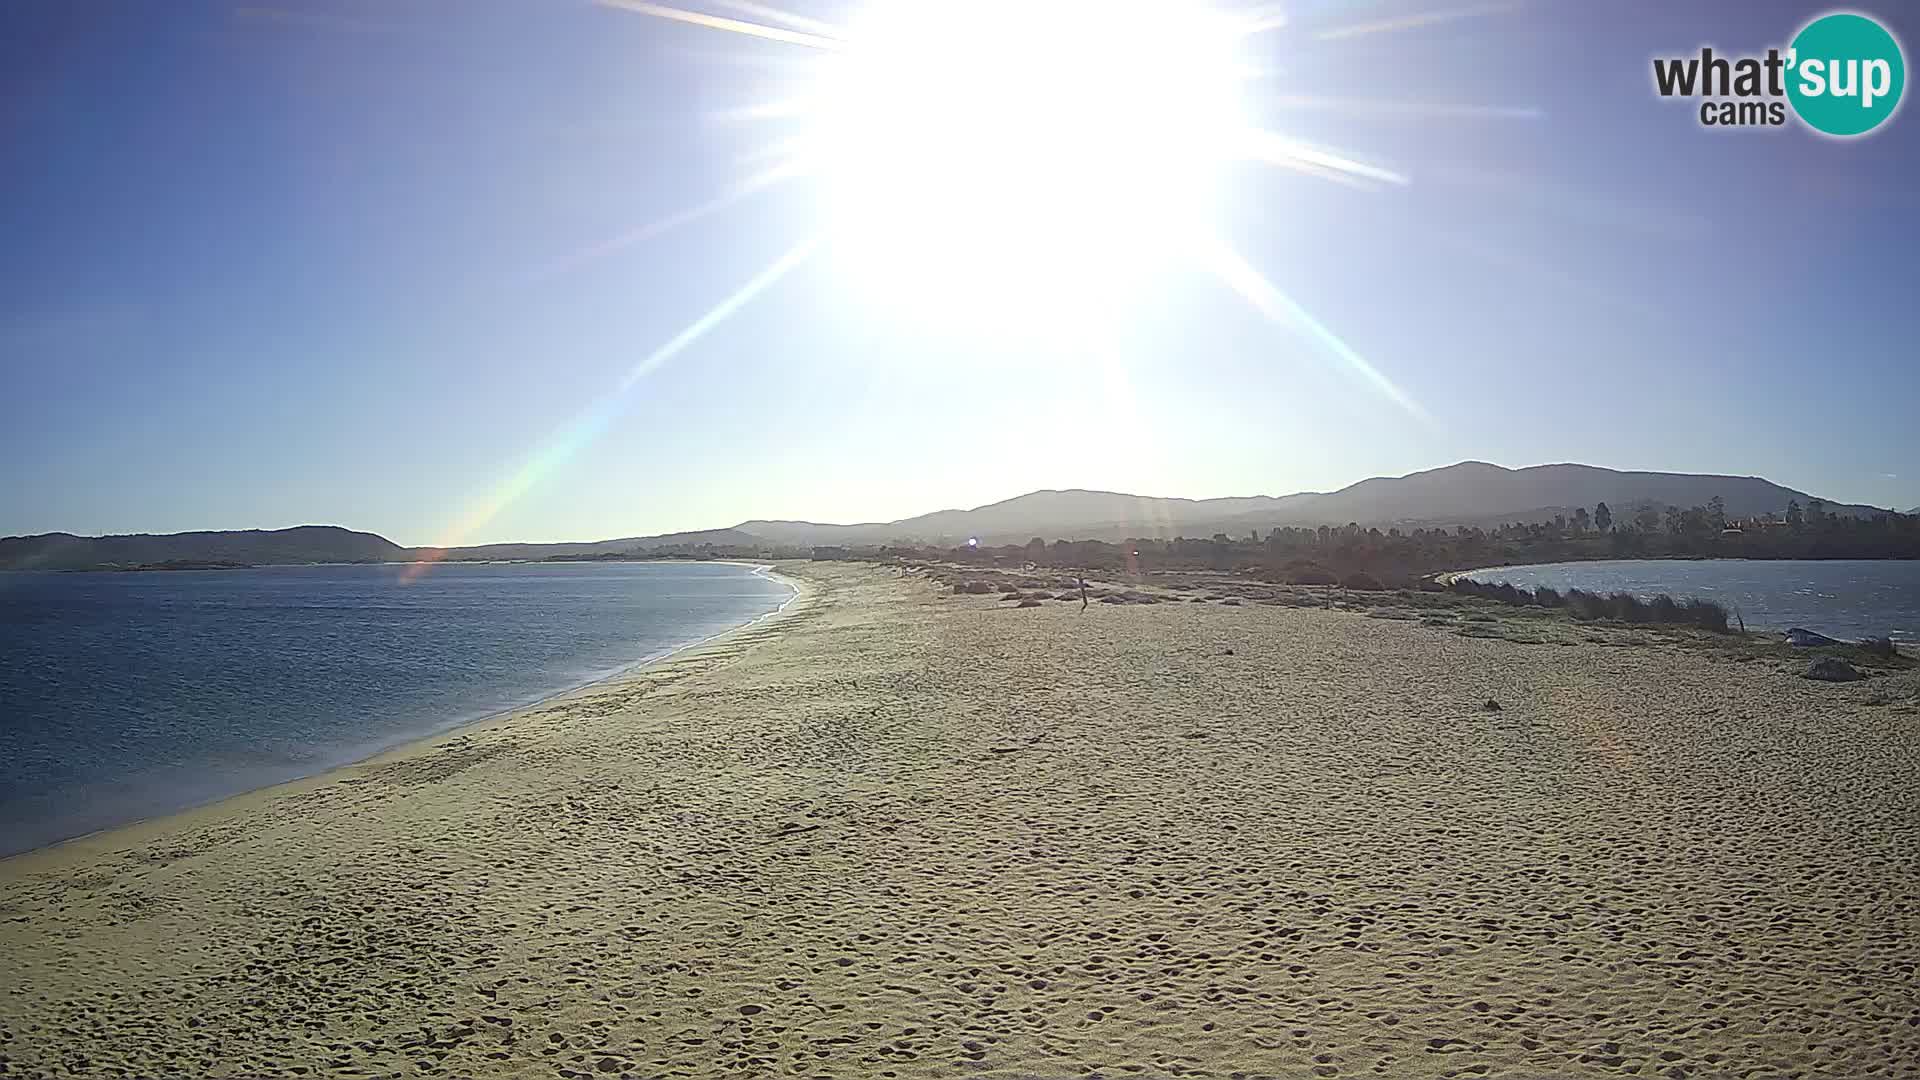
[1804,657,1864,682]
[1223,648,1235,656]
[1482,699,1502,712]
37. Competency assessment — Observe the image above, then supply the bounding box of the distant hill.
[744,491,1324,548]
[408,528,760,562]
[0,525,763,571]
[745,462,1884,547]
[0,526,402,571]
[731,520,889,547]
[6,461,1894,569]
[1207,461,1882,535]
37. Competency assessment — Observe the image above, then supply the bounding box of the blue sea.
[0,561,793,857]
[1463,559,1919,641]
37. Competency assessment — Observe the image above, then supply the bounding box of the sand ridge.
[2,562,1917,1079]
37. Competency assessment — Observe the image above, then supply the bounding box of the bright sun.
[580,0,1458,430]
[422,0,1520,552]
[807,1,1252,321]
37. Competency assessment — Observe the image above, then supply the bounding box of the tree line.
[817,498,1920,586]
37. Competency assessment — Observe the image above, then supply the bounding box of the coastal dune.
[2,563,1916,1078]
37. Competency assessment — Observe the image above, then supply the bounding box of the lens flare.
[406,234,819,579]
[410,0,1543,563]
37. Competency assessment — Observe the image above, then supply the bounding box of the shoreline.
[0,561,807,868]
[6,561,1916,1078]
[1445,557,1916,640]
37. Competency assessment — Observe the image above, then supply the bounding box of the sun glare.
[806,1,1252,321]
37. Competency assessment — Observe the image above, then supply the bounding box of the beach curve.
[2,561,1915,1079]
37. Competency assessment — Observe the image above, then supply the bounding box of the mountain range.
[735,461,1888,548]
[0,461,1895,570]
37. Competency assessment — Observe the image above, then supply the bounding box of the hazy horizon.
[4,455,1905,549]
[5,2,1918,546]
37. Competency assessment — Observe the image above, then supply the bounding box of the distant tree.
[1573,507,1592,533]
[1593,502,1613,532]
[1707,495,1727,531]
[1635,504,1664,534]
[1664,505,1686,536]
[1807,498,1826,527]
[1552,513,1568,534]
[1786,499,1804,529]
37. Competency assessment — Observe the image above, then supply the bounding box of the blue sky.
[3,0,1917,546]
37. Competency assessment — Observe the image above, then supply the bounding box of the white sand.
[2,562,1916,1078]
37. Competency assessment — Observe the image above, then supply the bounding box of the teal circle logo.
[1787,12,1905,136]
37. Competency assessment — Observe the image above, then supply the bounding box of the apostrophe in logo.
[1651,10,1905,137]
[1786,12,1905,136]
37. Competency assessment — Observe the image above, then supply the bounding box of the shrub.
[1608,592,1647,622]
[1650,594,1681,623]
[1286,563,1340,586]
[1341,571,1386,591]
[1680,598,1730,632]
[1859,635,1898,659]
[1565,588,1607,621]
[1454,580,1732,632]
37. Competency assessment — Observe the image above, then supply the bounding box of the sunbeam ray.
[1232,4,1291,36]
[1193,235,1430,424]
[734,134,809,167]
[1268,94,1543,120]
[707,0,842,37]
[409,235,822,580]
[596,0,844,50]
[1240,130,1411,187]
[527,162,804,284]
[620,233,820,389]
[714,98,814,123]
[1315,2,1523,42]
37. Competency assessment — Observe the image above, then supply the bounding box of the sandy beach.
[2,561,1916,1079]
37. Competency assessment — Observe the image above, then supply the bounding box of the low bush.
[1286,564,1340,586]
[1859,636,1899,658]
[1453,578,1732,632]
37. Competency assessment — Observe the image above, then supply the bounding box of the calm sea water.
[1464,559,1919,641]
[0,561,793,856]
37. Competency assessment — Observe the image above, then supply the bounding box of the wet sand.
[2,562,1916,1079]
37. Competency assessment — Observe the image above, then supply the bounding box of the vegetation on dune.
[816,497,1918,587]
[1448,577,1732,632]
